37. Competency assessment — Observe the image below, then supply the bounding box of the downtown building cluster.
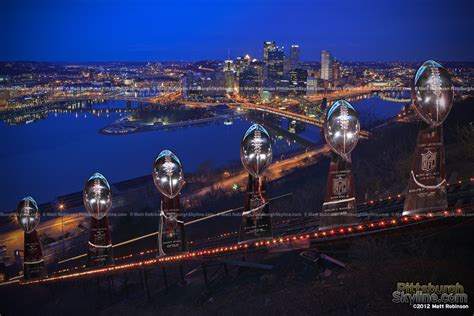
[181,41,343,102]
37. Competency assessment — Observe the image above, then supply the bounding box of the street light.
[59,203,65,259]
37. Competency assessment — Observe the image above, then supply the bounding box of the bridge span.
[243,104,370,138]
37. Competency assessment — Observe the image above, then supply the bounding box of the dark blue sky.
[1,0,473,62]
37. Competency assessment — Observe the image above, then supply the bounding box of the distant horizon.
[1,59,474,64]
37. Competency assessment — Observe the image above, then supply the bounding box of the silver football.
[16,196,40,233]
[83,172,112,220]
[324,100,360,157]
[153,150,185,199]
[240,124,273,178]
[412,60,454,126]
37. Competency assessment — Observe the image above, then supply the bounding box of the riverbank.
[100,113,238,135]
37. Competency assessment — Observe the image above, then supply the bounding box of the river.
[0,94,408,212]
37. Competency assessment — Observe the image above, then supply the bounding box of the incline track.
[13,180,473,286]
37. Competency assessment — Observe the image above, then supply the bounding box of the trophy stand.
[320,153,357,230]
[87,216,113,267]
[158,196,188,257]
[23,230,47,280]
[403,124,447,215]
[238,174,273,243]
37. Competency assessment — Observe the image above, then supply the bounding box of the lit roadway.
[305,88,373,103]
[192,145,330,198]
[0,145,330,263]
[0,214,85,263]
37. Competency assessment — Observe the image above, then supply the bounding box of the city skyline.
[1,0,474,62]
[1,1,474,314]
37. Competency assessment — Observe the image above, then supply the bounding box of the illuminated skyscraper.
[234,55,251,76]
[321,50,332,80]
[267,46,284,82]
[223,60,235,94]
[289,68,307,96]
[332,59,341,81]
[239,66,261,99]
[223,59,234,72]
[306,76,318,97]
[244,54,251,65]
[263,41,276,65]
[290,45,300,70]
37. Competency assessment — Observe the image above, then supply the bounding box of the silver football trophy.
[153,150,188,257]
[320,100,360,230]
[84,172,114,267]
[403,60,454,215]
[239,124,273,243]
[17,196,47,279]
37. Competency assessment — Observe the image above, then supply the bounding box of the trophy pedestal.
[23,230,47,280]
[158,196,188,257]
[87,216,113,267]
[403,125,447,215]
[320,154,357,230]
[239,174,273,243]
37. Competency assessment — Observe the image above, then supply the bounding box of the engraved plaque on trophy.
[83,173,114,267]
[321,154,357,229]
[403,60,453,215]
[239,124,273,243]
[17,196,47,280]
[87,216,114,267]
[158,196,188,256]
[153,150,188,257]
[239,174,272,242]
[320,100,360,230]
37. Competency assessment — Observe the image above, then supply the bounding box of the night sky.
[1,0,473,62]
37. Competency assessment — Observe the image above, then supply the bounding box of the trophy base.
[238,175,273,243]
[23,260,47,280]
[158,196,188,257]
[403,125,447,215]
[87,217,114,267]
[23,230,47,280]
[319,153,358,230]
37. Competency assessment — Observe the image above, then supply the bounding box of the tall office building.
[263,41,276,65]
[239,66,261,99]
[244,54,251,65]
[306,77,318,97]
[321,50,332,80]
[289,68,308,96]
[332,59,341,81]
[290,45,300,70]
[267,46,285,82]
[223,59,234,72]
[223,60,235,94]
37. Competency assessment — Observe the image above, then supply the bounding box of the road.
[0,145,329,264]
[306,88,373,103]
[192,145,330,197]
[0,214,86,264]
